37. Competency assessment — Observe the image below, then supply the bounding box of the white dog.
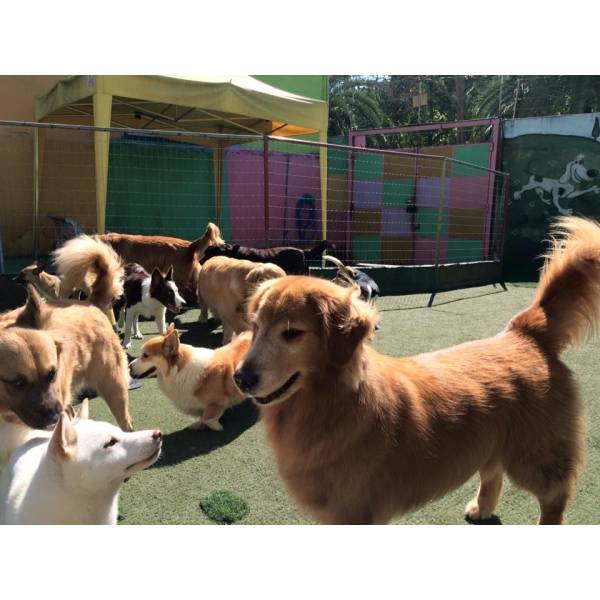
[0,401,162,525]
[513,153,600,215]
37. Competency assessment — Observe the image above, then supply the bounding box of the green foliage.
[200,491,249,524]
[328,75,600,145]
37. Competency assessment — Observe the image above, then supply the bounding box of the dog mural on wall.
[513,153,600,216]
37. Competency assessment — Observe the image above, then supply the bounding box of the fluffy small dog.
[98,222,223,306]
[198,256,286,343]
[234,217,600,524]
[52,234,125,313]
[0,400,162,525]
[0,287,133,431]
[130,325,250,431]
[114,264,186,348]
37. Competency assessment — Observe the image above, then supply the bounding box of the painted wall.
[502,113,600,267]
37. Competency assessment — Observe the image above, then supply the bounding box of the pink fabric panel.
[414,236,448,265]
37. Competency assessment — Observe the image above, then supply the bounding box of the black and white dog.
[323,255,380,302]
[114,264,186,348]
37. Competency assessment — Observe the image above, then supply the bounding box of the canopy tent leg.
[319,129,328,247]
[213,140,223,230]
[93,92,112,234]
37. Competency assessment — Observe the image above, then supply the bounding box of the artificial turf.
[90,282,600,525]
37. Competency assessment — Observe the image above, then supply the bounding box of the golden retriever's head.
[129,324,182,379]
[233,276,377,406]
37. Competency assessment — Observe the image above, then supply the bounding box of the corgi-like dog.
[0,400,162,525]
[114,264,186,349]
[130,325,250,431]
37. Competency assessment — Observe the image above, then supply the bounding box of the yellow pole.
[319,128,328,241]
[93,92,112,234]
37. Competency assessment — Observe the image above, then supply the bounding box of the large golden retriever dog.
[233,217,599,525]
[198,256,285,344]
[98,222,223,306]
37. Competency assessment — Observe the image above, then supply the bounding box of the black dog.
[200,240,333,275]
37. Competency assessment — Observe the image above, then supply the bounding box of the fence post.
[33,127,40,259]
[428,157,447,307]
[346,148,354,262]
[263,135,270,248]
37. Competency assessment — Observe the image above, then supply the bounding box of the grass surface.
[90,283,600,525]
[200,490,250,523]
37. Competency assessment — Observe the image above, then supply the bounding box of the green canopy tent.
[34,75,329,238]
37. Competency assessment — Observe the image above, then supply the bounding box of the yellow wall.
[0,76,98,256]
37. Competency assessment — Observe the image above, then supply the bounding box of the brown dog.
[17,262,61,301]
[0,287,133,431]
[98,223,223,306]
[198,256,285,344]
[233,216,599,525]
[130,325,250,431]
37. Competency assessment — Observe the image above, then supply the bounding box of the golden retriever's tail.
[507,217,600,354]
[52,234,124,311]
[188,222,224,259]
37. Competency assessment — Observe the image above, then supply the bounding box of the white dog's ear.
[49,412,78,460]
[77,399,90,421]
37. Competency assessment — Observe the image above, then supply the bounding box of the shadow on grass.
[151,400,259,469]
[173,315,224,348]
[378,287,506,312]
[465,514,503,525]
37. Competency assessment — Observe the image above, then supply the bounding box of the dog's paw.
[132,332,143,340]
[122,341,132,350]
[188,420,206,430]
[464,499,491,522]
[198,314,209,323]
[205,420,224,432]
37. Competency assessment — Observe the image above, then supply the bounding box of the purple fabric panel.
[381,207,412,236]
[414,236,448,265]
[415,177,450,209]
[352,179,384,210]
[226,150,264,247]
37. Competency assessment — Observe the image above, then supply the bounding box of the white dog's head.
[48,401,162,494]
[568,154,598,184]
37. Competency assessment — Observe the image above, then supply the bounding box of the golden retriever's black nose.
[234,365,259,393]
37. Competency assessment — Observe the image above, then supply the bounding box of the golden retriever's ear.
[49,412,77,460]
[313,289,376,367]
[16,285,46,329]
[247,278,278,320]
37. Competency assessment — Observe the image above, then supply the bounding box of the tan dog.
[17,262,61,301]
[130,325,250,431]
[233,216,600,525]
[0,287,133,431]
[198,256,285,343]
[98,223,223,306]
[52,234,124,313]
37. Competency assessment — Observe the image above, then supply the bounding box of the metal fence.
[0,120,509,300]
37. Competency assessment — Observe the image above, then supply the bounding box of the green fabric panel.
[447,239,483,262]
[328,148,348,176]
[220,159,231,242]
[352,234,381,262]
[353,152,383,181]
[106,139,215,240]
[383,179,414,208]
[452,144,490,176]
[416,207,448,238]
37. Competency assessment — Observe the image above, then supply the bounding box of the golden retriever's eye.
[141,353,149,359]
[282,328,305,342]
[103,437,119,449]
[47,367,57,383]
[8,376,27,389]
